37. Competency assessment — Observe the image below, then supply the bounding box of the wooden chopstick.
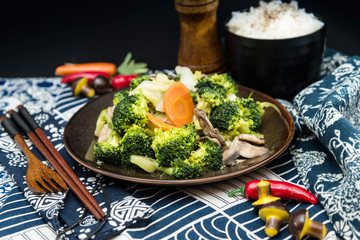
[10,106,105,221]
[9,109,103,219]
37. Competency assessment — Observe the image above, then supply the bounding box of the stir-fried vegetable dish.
[93,67,276,179]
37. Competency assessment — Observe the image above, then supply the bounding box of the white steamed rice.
[226,0,324,39]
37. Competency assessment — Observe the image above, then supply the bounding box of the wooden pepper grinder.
[174,0,226,74]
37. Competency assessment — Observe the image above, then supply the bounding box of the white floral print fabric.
[290,55,360,239]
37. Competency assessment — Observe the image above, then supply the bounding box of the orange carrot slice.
[163,82,194,127]
[147,112,176,131]
[55,62,117,76]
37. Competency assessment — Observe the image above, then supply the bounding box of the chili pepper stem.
[228,186,245,197]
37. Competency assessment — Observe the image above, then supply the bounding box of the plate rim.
[63,84,295,185]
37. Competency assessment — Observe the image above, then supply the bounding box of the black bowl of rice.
[224,1,326,100]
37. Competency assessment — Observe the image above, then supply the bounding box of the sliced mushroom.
[106,106,115,118]
[97,123,109,143]
[222,150,246,166]
[236,140,269,158]
[223,136,269,165]
[238,134,265,145]
[222,144,240,165]
[193,108,227,148]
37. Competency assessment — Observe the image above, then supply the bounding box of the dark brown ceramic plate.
[64,85,294,185]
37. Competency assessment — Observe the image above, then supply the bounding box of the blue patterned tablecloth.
[0,48,356,239]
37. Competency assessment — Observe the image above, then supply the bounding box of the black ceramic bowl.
[224,21,326,100]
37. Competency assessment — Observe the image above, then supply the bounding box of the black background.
[1,0,359,77]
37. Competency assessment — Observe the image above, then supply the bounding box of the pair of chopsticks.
[7,105,105,221]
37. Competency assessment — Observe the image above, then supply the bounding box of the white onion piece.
[175,66,196,91]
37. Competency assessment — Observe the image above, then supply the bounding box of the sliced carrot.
[163,82,194,127]
[147,112,176,131]
[55,62,117,76]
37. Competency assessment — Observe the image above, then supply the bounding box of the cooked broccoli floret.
[210,100,241,131]
[119,125,154,170]
[151,123,198,167]
[195,77,227,112]
[113,90,129,106]
[130,75,152,91]
[167,159,203,179]
[209,95,265,141]
[188,138,223,171]
[237,95,265,131]
[94,129,121,165]
[208,73,238,96]
[112,93,148,135]
[130,155,203,179]
[130,137,222,179]
[194,73,238,114]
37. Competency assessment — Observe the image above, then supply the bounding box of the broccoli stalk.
[129,155,174,175]
[94,109,107,137]
[94,108,113,137]
[130,155,158,173]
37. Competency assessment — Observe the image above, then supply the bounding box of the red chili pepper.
[228,180,318,204]
[60,71,110,84]
[111,74,138,90]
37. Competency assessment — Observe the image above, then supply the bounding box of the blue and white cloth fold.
[288,55,360,239]
[0,80,153,240]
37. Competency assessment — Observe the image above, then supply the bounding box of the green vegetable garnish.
[117,52,148,75]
